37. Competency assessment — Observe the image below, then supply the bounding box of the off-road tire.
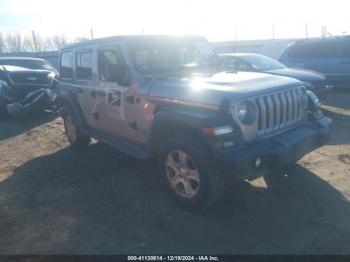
[158,135,225,210]
[62,106,90,149]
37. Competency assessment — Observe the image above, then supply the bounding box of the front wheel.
[158,135,225,210]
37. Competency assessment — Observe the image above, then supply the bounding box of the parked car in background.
[0,57,58,74]
[0,57,58,118]
[58,35,331,209]
[279,36,350,88]
[219,53,332,99]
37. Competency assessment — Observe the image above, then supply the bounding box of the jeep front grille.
[255,87,304,136]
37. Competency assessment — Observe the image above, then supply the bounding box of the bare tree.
[74,37,90,43]
[46,34,69,50]
[24,36,36,52]
[0,33,5,53]
[5,32,24,53]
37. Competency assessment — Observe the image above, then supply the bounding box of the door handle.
[95,90,106,97]
[89,90,105,97]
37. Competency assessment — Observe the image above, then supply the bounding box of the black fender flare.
[147,105,242,157]
[58,90,86,127]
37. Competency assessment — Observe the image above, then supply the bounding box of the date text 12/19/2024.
[127,256,220,261]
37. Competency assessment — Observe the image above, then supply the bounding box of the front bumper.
[221,116,332,180]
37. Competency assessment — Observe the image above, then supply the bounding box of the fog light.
[254,157,262,169]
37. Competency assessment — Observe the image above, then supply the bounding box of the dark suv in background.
[220,53,332,100]
[280,36,350,88]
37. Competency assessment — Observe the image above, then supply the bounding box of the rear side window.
[336,41,350,58]
[60,51,73,79]
[76,51,93,80]
[98,49,123,82]
[287,41,335,59]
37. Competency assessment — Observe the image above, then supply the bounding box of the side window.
[288,44,313,59]
[288,42,335,59]
[98,49,123,82]
[76,51,93,80]
[60,51,73,79]
[336,41,350,58]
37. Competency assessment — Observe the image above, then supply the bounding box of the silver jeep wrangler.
[58,35,332,209]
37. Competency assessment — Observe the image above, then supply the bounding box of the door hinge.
[128,122,137,130]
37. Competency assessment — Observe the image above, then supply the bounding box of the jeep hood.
[149,71,302,107]
[266,68,325,82]
[1,65,51,74]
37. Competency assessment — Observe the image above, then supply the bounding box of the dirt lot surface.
[0,91,349,255]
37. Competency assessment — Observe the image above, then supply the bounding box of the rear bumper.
[221,116,332,180]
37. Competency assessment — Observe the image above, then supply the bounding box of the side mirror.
[108,65,132,86]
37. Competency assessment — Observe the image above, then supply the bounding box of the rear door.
[95,45,136,140]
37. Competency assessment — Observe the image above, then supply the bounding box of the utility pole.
[305,24,309,38]
[322,26,327,38]
[31,30,38,53]
[90,28,94,40]
[234,25,238,41]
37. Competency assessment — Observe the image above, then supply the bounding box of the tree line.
[0,32,90,53]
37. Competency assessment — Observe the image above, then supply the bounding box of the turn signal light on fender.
[202,126,233,136]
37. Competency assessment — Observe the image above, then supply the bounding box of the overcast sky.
[0,0,349,41]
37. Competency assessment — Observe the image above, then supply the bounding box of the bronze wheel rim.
[165,149,200,198]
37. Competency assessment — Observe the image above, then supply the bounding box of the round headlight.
[237,102,248,121]
[236,100,258,125]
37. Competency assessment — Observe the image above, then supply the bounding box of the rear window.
[60,51,73,79]
[76,50,93,80]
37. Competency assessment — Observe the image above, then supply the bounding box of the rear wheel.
[158,135,225,210]
[62,107,90,148]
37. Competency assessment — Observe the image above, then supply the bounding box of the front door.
[95,46,136,140]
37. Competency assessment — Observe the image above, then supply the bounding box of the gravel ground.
[0,91,349,255]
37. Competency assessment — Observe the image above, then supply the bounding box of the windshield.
[129,38,223,75]
[242,54,286,71]
[0,59,54,71]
